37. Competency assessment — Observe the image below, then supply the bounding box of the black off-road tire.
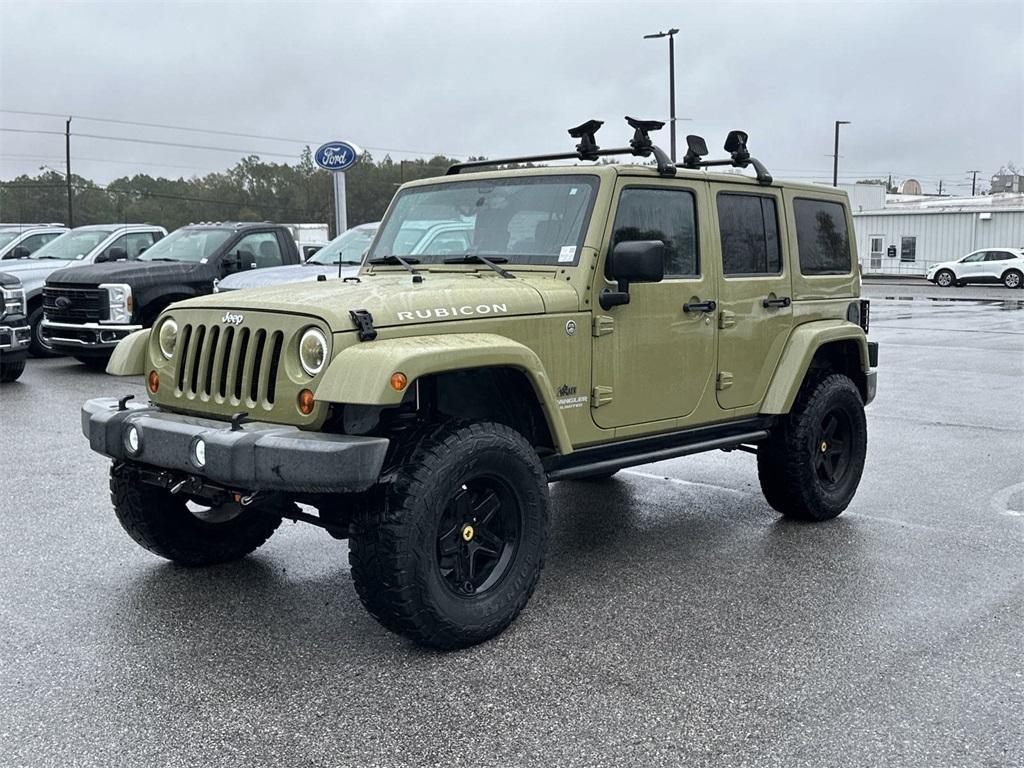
[349,421,548,649]
[757,374,867,522]
[0,357,26,382]
[1003,269,1022,289]
[110,463,283,566]
[27,305,59,357]
[934,269,955,288]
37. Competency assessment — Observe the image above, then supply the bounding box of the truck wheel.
[757,374,867,522]
[349,421,548,649]
[110,464,283,566]
[28,306,59,357]
[934,269,954,288]
[0,357,26,383]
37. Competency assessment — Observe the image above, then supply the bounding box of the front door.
[591,179,716,430]
[869,236,884,270]
[711,186,793,411]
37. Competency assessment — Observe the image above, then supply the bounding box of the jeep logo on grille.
[55,296,73,310]
[221,312,244,325]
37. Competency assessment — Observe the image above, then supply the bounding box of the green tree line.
[0,149,462,237]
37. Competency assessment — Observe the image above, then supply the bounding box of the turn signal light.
[390,372,408,391]
[147,370,159,393]
[297,388,315,415]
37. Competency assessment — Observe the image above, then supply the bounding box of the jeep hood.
[175,272,581,332]
[47,260,200,287]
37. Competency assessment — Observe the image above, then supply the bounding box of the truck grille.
[43,286,106,323]
[174,322,285,407]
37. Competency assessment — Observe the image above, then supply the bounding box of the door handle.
[683,299,717,313]
[762,296,791,309]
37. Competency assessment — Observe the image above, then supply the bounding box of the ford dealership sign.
[314,141,359,172]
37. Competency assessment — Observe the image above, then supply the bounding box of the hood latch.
[349,309,378,342]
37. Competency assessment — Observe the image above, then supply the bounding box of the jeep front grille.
[174,322,285,406]
[43,286,106,323]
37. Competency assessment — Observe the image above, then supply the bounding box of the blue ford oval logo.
[314,141,359,172]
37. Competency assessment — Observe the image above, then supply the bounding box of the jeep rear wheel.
[757,374,867,521]
[110,464,283,566]
[349,421,548,649]
[935,269,954,288]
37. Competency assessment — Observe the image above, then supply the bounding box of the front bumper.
[81,397,390,493]
[0,323,31,355]
[43,320,142,353]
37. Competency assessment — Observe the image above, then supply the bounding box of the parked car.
[927,248,1024,288]
[42,221,302,367]
[0,223,68,260]
[1,224,167,356]
[0,272,31,382]
[216,222,380,292]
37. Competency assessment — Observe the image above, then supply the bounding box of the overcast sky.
[1,0,1021,194]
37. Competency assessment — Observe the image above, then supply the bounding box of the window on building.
[717,193,781,276]
[612,187,699,278]
[793,199,852,275]
[900,236,917,262]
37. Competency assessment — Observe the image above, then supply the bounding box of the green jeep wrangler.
[82,119,877,648]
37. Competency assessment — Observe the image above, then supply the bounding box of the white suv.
[927,248,1024,289]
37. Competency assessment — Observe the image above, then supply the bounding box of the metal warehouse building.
[840,185,1024,276]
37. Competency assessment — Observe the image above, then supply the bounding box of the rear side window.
[717,193,781,275]
[793,199,852,275]
[612,187,699,277]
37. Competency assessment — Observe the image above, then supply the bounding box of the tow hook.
[240,491,263,507]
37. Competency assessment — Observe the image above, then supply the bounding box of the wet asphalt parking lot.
[1,283,1022,767]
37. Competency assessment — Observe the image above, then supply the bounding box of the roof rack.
[679,131,773,185]
[446,116,677,177]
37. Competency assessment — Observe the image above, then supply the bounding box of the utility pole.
[967,170,980,196]
[65,117,73,227]
[938,179,944,196]
[643,28,680,161]
[832,120,850,187]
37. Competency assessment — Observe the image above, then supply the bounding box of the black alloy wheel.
[813,408,854,488]
[436,479,521,597]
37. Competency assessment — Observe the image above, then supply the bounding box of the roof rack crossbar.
[678,129,773,185]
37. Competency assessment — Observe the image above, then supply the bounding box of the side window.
[717,193,781,276]
[17,234,49,253]
[985,251,1009,261]
[611,187,699,278]
[793,199,852,275]
[900,237,917,262]
[961,251,985,262]
[233,232,282,268]
[125,232,155,259]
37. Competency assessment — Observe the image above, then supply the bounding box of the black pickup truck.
[43,222,302,368]
[0,271,31,382]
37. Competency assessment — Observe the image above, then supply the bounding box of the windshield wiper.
[443,254,515,279]
[145,257,181,262]
[367,254,421,277]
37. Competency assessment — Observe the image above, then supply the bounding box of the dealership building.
[840,184,1024,275]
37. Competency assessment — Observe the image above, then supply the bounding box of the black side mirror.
[9,246,31,259]
[108,246,128,262]
[600,240,665,309]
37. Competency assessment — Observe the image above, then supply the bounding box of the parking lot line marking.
[621,469,751,496]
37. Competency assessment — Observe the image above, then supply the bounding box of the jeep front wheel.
[110,464,283,565]
[757,374,867,521]
[349,422,548,649]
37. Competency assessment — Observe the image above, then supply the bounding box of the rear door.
[710,185,793,411]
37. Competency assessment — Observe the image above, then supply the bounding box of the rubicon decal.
[396,304,508,322]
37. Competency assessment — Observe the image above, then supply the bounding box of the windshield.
[368,175,599,266]
[0,232,20,249]
[30,229,111,260]
[138,227,232,263]
[308,226,378,266]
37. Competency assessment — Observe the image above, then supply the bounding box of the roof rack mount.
[446,116,676,177]
[679,131,773,185]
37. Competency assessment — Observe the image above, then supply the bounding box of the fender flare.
[107,328,151,376]
[761,320,869,413]
[316,332,573,454]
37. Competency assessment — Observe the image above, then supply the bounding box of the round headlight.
[157,318,178,360]
[298,327,328,376]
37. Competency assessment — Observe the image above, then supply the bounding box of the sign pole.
[333,171,347,235]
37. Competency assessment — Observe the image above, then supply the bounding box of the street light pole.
[644,28,680,162]
[832,120,850,187]
[65,116,73,227]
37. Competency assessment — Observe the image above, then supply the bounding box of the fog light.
[390,371,408,391]
[297,388,315,415]
[147,370,159,393]
[125,425,140,455]
[191,437,206,468]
